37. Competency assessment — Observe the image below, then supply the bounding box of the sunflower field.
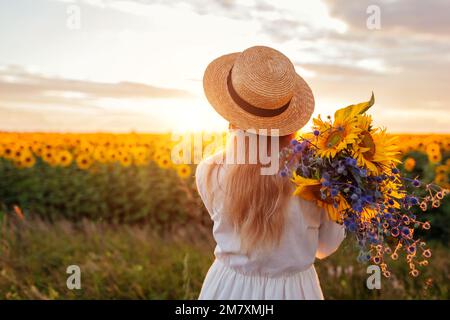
[0,131,449,229]
[0,132,224,228]
[0,131,449,299]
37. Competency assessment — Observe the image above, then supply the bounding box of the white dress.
[195,157,346,300]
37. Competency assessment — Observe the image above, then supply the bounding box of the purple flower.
[294,143,305,153]
[348,222,357,232]
[313,129,320,136]
[391,228,400,237]
[331,188,339,197]
[345,157,357,167]
[279,169,288,178]
[322,180,331,188]
[401,227,410,236]
[407,246,416,254]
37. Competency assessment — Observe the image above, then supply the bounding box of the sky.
[0,0,449,133]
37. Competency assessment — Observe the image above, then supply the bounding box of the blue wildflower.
[345,157,357,167]
[279,169,288,178]
[294,143,305,153]
[359,168,367,177]
[401,227,410,236]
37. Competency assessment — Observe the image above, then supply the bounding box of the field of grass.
[0,216,448,300]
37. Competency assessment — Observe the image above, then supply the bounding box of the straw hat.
[203,46,314,136]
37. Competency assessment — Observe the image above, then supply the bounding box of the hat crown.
[231,46,296,110]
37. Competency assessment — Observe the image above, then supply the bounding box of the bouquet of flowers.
[280,93,449,277]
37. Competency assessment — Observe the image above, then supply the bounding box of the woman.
[196,46,345,300]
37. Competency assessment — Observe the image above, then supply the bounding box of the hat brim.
[203,52,315,136]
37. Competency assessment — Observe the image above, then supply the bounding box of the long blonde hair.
[205,131,294,253]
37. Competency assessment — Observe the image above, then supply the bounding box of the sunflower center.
[359,131,376,160]
[326,130,344,148]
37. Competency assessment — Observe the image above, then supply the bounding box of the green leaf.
[334,92,375,120]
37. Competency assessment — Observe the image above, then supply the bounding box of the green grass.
[0,217,448,299]
[0,218,213,299]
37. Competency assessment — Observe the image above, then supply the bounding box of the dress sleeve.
[315,208,345,259]
[195,161,211,214]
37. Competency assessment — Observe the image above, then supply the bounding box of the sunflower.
[313,114,361,159]
[2,144,15,159]
[16,151,36,168]
[30,143,43,157]
[380,180,405,210]
[313,94,377,160]
[176,164,192,179]
[436,165,448,175]
[426,143,440,155]
[435,173,448,185]
[317,194,350,223]
[106,149,118,163]
[42,149,55,165]
[428,152,442,164]
[292,174,322,201]
[56,150,73,167]
[157,155,172,169]
[404,157,416,172]
[76,153,93,170]
[292,174,348,222]
[353,121,400,175]
[119,154,132,167]
[93,147,107,163]
[11,147,24,162]
[360,207,378,222]
[78,140,94,155]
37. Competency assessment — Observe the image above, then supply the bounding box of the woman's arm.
[316,209,345,259]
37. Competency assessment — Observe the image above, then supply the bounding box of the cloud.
[325,0,450,37]
[0,65,193,108]
[7,0,449,133]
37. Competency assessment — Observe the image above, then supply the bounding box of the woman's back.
[196,154,345,299]
[198,45,343,299]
